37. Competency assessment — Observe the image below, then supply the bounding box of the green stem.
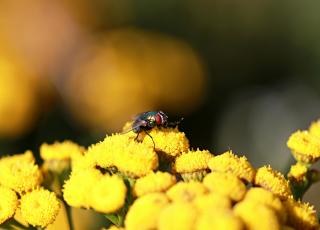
[105,213,122,227]
[1,218,27,230]
[0,218,43,230]
[63,200,74,230]
[290,169,319,200]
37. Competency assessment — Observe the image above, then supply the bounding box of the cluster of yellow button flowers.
[1,120,320,229]
[0,151,60,228]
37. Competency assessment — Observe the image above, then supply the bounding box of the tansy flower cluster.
[62,123,318,230]
[1,120,320,230]
[287,120,320,200]
[0,151,60,228]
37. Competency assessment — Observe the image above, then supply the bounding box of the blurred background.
[1,0,320,228]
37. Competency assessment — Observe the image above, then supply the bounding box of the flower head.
[145,127,189,157]
[63,169,103,208]
[309,120,320,138]
[0,186,18,224]
[174,149,213,173]
[193,193,231,213]
[174,149,213,181]
[40,140,85,161]
[284,198,319,230]
[203,172,246,201]
[20,188,60,228]
[287,130,320,163]
[244,187,286,223]
[133,171,176,197]
[166,181,207,202]
[0,150,35,164]
[157,203,198,230]
[0,152,42,193]
[208,151,255,183]
[287,162,308,182]
[254,165,292,200]
[125,193,169,230]
[88,134,159,178]
[196,210,244,230]
[89,175,127,213]
[233,200,280,230]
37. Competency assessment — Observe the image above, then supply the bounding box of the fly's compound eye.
[155,114,162,125]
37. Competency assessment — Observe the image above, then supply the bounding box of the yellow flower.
[0,153,42,193]
[208,150,256,183]
[234,200,280,230]
[125,193,169,230]
[309,119,320,138]
[63,169,103,208]
[287,130,320,163]
[88,134,159,178]
[174,149,213,181]
[144,127,189,157]
[133,171,176,197]
[0,186,18,224]
[72,141,107,173]
[20,188,60,228]
[244,187,286,223]
[196,210,244,230]
[203,172,246,201]
[89,175,127,213]
[287,162,308,182]
[158,202,198,230]
[284,198,319,230]
[254,166,292,200]
[40,140,85,161]
[166,181,207,202]
[193,193,231,213]
[0,150,35,164]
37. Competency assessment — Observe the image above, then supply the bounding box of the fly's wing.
[133,111,151,120]
[121,120,147,134]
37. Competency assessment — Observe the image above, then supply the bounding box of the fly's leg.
[167,117,184,128]
[134,132,140,142]
[144,130,155,149]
